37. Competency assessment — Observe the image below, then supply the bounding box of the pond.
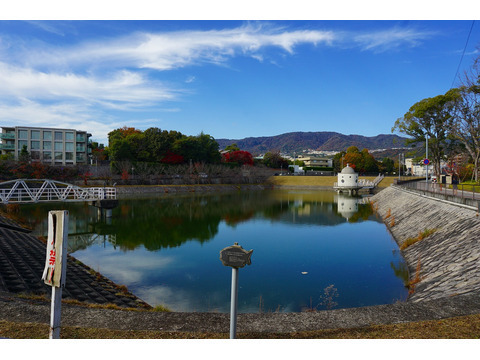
[18,190,408,313]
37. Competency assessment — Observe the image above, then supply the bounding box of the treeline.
[108,127,221,165]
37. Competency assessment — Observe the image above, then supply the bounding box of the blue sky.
[1,6,480,145]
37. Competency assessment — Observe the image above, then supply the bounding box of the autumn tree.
[222,150,254,166]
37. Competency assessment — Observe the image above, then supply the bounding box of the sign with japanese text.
[220,243,253,269]
[42,211,69,287]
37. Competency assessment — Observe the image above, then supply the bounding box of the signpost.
[219,242,253,339]
[41,210,69,339]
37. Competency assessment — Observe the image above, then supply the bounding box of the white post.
[42,211,69,339]
[230,267,239,339]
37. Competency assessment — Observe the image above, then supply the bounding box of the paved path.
[2,289,480,333]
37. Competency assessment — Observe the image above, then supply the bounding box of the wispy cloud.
[0,22,436,142]
[351,26,436,52]
[21,23,336,71]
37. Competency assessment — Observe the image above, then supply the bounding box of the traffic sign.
[423,158,430,165]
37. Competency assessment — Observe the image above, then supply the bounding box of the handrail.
[0,179,116,204]
[397,180,480,201]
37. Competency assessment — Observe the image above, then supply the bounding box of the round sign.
[423,158,430,165]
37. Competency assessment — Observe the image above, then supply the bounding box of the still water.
[19,190,408,313]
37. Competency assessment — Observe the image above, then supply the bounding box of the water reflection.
[17,190,408,312]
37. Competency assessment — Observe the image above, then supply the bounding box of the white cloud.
[352,26,435,52]
[0,62,177,107]
[18,23,335,71]
[0,22,437,142]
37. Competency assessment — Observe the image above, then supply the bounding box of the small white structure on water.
[333,164,362,195]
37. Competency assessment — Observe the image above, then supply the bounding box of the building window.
[76,153,85,162]
[54,152,63,161]
[54,131,63,141]
[54,142,63,151]
[43,131,52,140]
[66,132,74,141]
[65,142,74,152]
[31,151,40,160]
[31,141,40,150]
[76,133,85,142]
[18,130,28,139]
[18,140,28,149]
[43,141,51,150]
[76,143,85,152]
[65,152,74,161]
[43,152,52,161]
[31,130,40,140]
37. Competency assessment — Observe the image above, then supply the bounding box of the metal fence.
[400,180,480,201]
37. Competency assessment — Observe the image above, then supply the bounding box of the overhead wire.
[450,20,475,89]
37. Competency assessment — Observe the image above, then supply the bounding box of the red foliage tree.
[161,151,185,165]
[222,150,254,166]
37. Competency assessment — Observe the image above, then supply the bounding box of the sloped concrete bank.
[371,186,480,303]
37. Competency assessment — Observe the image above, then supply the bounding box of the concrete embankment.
[371,186,480,303]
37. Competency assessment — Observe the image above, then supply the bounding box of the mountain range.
[216,131,411,155]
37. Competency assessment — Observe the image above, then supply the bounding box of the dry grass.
[268,175,394,188]
[400,228,437,250]
[1,314,480,339]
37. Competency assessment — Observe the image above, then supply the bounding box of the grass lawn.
[268,175,395,188]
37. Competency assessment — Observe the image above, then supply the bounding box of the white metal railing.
[0,179,116,204]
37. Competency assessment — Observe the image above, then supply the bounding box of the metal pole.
[50,286,63,339]
[398,153,400,181]
[230,267,239,339]
[426,135,429,184]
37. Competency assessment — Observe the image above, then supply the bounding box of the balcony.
[0,144,15,150]
[0,133,15,140]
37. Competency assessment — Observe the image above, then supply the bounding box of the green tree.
[263,151,289,169]
[144,127,184,162]
[172,132,220,164]
[225,143,240,152]
[333,151,346,173]
[381,157,395,174]
[392,92,457,178]
[19,145,30,163]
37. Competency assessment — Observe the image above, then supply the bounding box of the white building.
[1,126,91,165]
[334,164,362,195]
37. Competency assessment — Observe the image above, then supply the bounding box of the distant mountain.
[216,131,411,155]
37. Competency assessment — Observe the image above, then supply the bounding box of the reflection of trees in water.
[18,190,379,252]
[390,258,410,286]
[102,192,282,251]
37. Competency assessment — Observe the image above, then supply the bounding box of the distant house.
[297,156,332,168]
[1,126,91,165]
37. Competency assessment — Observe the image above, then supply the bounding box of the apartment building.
[296,156,333,168]
[1,126,91,165]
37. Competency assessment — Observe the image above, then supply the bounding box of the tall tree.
[392,92,457,178]
[447,57,480,182]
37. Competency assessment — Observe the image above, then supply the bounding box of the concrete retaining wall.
[371,186,480,303]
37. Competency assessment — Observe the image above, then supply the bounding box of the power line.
[450,20,475,89]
